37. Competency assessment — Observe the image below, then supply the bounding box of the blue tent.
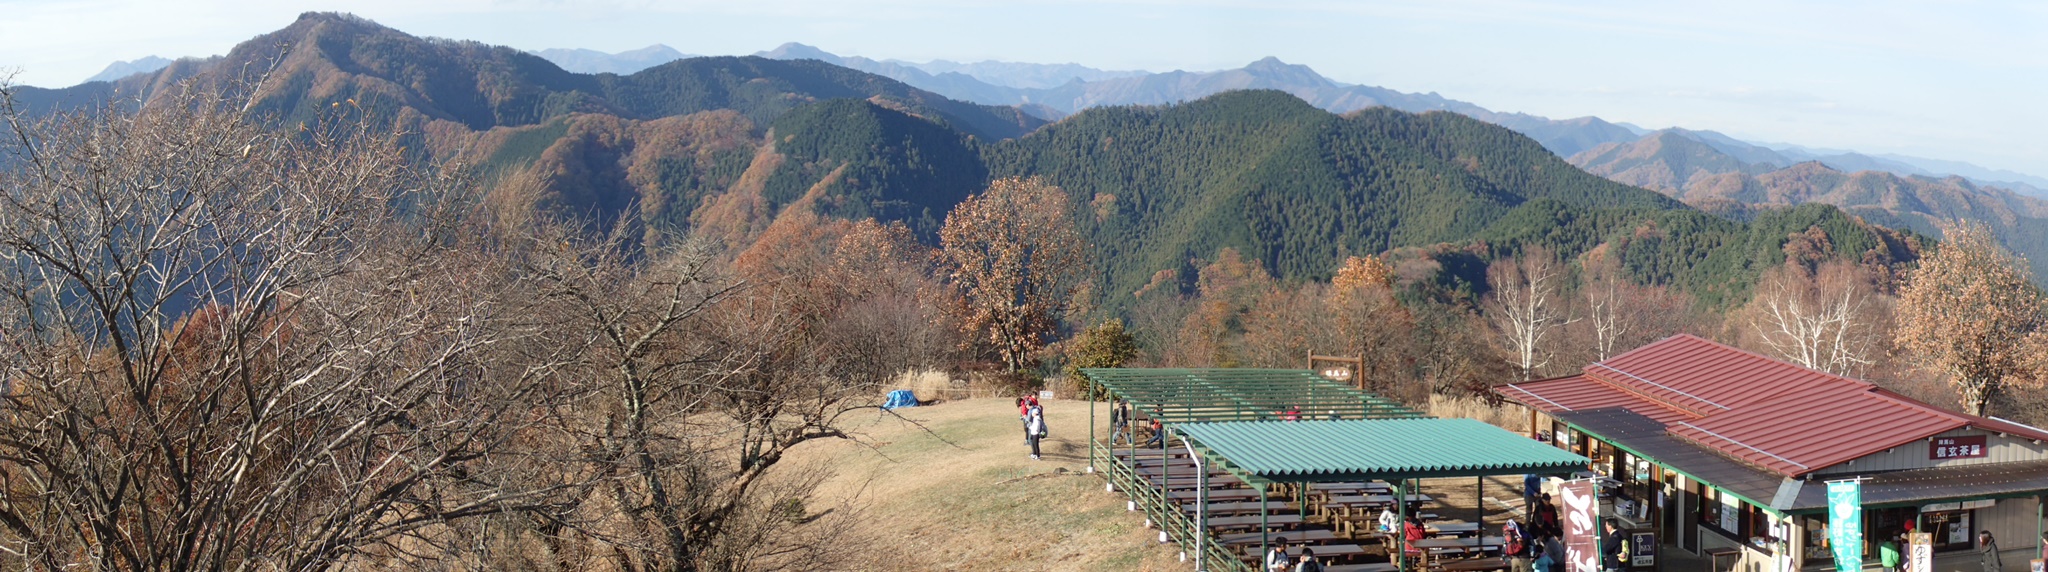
[881,389,918,410]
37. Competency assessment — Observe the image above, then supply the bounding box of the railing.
[1094,439,1255,572]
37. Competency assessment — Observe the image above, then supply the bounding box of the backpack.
[1506,535,1526,556]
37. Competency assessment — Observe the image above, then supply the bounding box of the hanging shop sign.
[1930,435,1988,460]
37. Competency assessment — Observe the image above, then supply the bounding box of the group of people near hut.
[1017,395,1046,460]
[1019,397,1174,461]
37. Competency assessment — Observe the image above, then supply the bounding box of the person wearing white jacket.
[1025,405,1047,460]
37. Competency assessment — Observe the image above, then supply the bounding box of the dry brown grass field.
[791,396,1190,571]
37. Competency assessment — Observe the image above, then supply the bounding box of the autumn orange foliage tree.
[1895,223,2045,416]
[939,177,1088,372]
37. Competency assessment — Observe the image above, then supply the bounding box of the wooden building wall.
[1814,428,2048,475]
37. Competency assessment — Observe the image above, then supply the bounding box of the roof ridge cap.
[1582,367,1714,419]
[1587,333,1700,369]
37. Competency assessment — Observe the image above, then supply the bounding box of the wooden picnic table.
[1410,536,1504,557]
[1130,467,1220,475]
[1283,544,1368,561]
[1216,527,1340,547]
[1310,482,1394,493]
[1427,523,1481,537]
[1436,557,1509,572]
[1114,453,1196,461]
[1183,500,1297,516]
[1146,476,1243,491]
[1325,563,1398,572]
[1201,513,1305,531]
[1320,494,1432,518]
[1139,468,1239,482]
[1167,488,1265,502]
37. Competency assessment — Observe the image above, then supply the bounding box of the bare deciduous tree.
[1569,250,1698,367]
[1741,261,1891,376]
[0,82,570,571]
[1484,247,1576,380]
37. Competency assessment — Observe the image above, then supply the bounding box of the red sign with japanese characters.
[1930,435,1987,460]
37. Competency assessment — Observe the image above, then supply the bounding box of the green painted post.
[1199,458,1210,572]
[1162,418,1171,535]
[1261,483,1271,567]
[1397,478,1408,572]
[1090,386,1097,473]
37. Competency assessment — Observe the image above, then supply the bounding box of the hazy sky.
[4,0,2043,177]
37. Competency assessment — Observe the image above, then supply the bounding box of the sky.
[2,0,2044,178]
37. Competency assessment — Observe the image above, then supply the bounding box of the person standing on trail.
[1110,399,1132,445]
[1025,403,1047,460]
[1017,396,1030,443]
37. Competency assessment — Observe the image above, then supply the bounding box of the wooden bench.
[1427,523,1481,537]
[1203,513,1306,531]
[1184,500,1298,516]
[1325,562,1398,572]
[1168,488,1265,502]
[1410,536,1504,558]
[1217,527,1341,547]
[1436,556,1509,572]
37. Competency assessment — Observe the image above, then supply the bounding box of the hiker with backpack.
[1505,519,1533,572]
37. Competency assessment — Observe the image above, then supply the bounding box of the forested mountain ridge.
[978,91,1683,303]
[8,12,1044,142]
[4,14,1924,316]
[756,48,1644,158]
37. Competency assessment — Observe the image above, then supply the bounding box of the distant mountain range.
[8,12,1925,309]
[532,45,693,75]
[63,38,2048,200]
[84,56,174,83]
[737,44,2045,199]
[1570,129,2048,282]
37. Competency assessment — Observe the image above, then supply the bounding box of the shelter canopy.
[1082,368,1425,425]
[1177,418,1589,483]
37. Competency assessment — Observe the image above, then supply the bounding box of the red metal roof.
[1496,375,1699,426]
[1588,334,1860,416]
[1496,334,2048,478]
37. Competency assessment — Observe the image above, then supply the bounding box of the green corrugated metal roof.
[1081,368,1425,425]
[1177,418,1589,482]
